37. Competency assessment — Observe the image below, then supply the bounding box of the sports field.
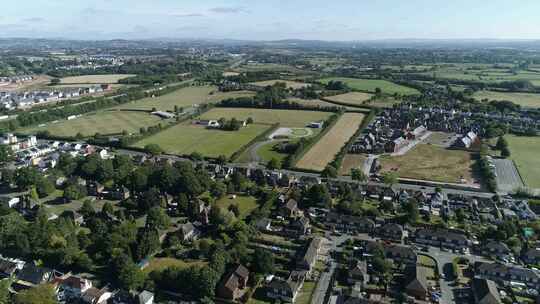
[506,135,540,189]
[473,91,540,108]
[60,74,135,84]
[132,123,270,158]
[296,113,365,171]
[379,144,476,184]
[114,86,254,111]
[250,80,310,89]
[324,92,373,105]
[318,77,419,95]
[23,111,165,137]
[198,108,331,128]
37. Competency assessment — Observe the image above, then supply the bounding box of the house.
[472,278,502,304]
[81,287,112,304]
[326,212,375,233]
[267,271,306,303]
[216,264,249,300]
[475,262,540,289]
[0,258,20,278]
[309,121,324,129]
[53,273,92,297]
[96,148,109,159]
[138,290,154,304]
[289,217,311,236]
[296,237,323,274]
[378,223,404,241]
[0,195,20,208]
[404,265,429,300]
[385,137,408,153]
[109,186,130,200]
[15,264,53,288]
[482,241,511,258]
[282,199,300,218]
[522,248,540,265]
[348,260,368,286]
[87,182,105,197]
[414,228,470,251]
[179,222,200,241]
[255,218,272,232]
[364,241,417,264]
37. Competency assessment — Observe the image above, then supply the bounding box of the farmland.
[60,74,136,84]
[114,85,254,111]
[132,122,270,158]
[418,65,540,84]
[296,113,365,171]
[324,92,373,106]
[318,77,420,95]
[473,91,540,108]
[506,135,540,189]
[250,79,310,89]
[379,144,476,184]
[22,110,166,137]
[199,108,331,128]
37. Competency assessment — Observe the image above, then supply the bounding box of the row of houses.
[0,84,113,109]
[0,75,33,86]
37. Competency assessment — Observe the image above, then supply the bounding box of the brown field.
[338,154,367,176]
[296,113,365,171]
[324,92,373,105]
[60,74,135,84]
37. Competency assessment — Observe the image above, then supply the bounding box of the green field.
[256,141,290,164]
[60,74,135,84]
[473,91,540,108]
[114,85,254,111]
[199,108,331,128]
[23,111,166,137]
[250,80,309,89]
[506,135,540,189]
[215,195,258,218]
[379,144,476,184]
[319,77,419,95]
[419,66,540,84]
[132,122,270,158]
[143,258,206,274]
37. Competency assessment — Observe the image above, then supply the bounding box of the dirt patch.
[339,154,367,176]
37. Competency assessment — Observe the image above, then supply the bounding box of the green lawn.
[506,135,540,189]
[319,77,419,95]
[199,108,331,128]
[22,111,167,137]
[114,85,254,111]
[379,144,476,184]
[473,91,540,108]
[132,122,270,158]
[214,195,259,218]
[257,141,289,164]
[296,282,317,304]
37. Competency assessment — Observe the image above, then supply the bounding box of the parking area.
[492,158,524,194]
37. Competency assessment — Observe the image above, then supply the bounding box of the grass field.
[257,141,290,164]
[296,113,365,171]
[143,258,206,274]
[338,154,367,176]
[250,79,309,89]
[419,66,540,84]
[23,111,166,137]
[319,77,419,95]
[506,135,540,189]
[199,108,331,128]
[379,144,476,184]
[473,91,540,108]
[287,98,362,111]
[215,195,258,218]
[132,122,270,158]
[324,92,373,105]
[114,85,254,111]
[60,74,135,84]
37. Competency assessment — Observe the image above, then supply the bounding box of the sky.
[1,0,540,41]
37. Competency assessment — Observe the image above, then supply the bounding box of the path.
[391,131,432,156]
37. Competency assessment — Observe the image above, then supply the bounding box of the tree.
[0,279,11,304]
[305,184,332,208]
[35,177,55,198]
[382,172,398,186]
[102,202,114,215]
[14,167,40,190]
[375,87,382,96]
[0,145,13,163]
[144,144,163,155]
[404,199,419,223]
[146,207,170,230]
[455,208,466,223]
[63,184,87,201]
[495,136,508,150]
[322,165,337,178]
[117,260,145,291]
[252,248,275,274]
[50,78,61,85]
[351,168,367,182]
[14,284,57,304]
[267,158,280,170]
[210,181,226,199]
[501,146,511,158]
